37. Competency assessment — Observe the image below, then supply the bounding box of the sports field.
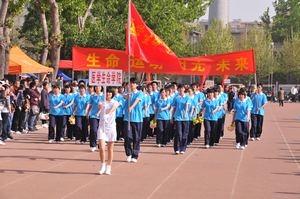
[0,103,299,199]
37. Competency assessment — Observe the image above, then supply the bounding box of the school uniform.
[250,93,268,139]
[172,94,191,153]
[48,94,64,141]
[123,90,144,159]
[88,93,103,148]
[193,91,205,139]
[62,93,75,139]
[187,95,197,145]
[219,92,228,138]
[215,94,225,144]
[168,93,177,141]
[155,98,171,145]
[202,98,219,147]
[150,91,160,136]
[142,93,151,141]
[233,98,252,147]
[74,94,89,142]
[113,94,125,140]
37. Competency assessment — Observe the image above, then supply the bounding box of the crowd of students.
[0,77,268,175]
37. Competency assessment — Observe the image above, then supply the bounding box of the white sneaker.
[236,143,241,149]
[75,140,81,144]
[98,163,106,175]
[60,138,64,142]
[175,151,180,154]
[48,139,54,143]
[126,156,132,162]
[90,147,97,152]
[131,158,138,163]
[42,124,49,128]
[256,137,261,141]
[240,146,245,150]
[245,145,248,148]
[0,140,6,145]
[15,131,21,135]
[250,138,255,141]
[205,145,210,149]
[157,144,161,147]
[220,137,223,140]
[105,165,111,175]
[180,151,185,154]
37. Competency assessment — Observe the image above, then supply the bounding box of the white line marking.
[146,148,197,199]
[272,113,300,171]
[230,151,244,199]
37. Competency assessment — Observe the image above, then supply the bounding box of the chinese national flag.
[127,1,180,71]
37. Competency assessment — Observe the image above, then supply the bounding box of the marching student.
[123,78,144,163]
[231,89,252,150]
[192,83,205,139]
[147,83,155,137]
[141,86,151,142]
[48,85,64,143]
[218,85,228,140]
[155,88,171,147]
[201,88,219,149]
[86,86,104,152]
[172,84,191,154]
[62,85,75,140]
[113,87,125,141]
[97,87,120,175]
[187,87,196,145]
[73,85,89,144]
[250,84,268,141]
[213,88,222,145]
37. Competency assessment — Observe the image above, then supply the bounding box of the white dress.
[97,99,119,142]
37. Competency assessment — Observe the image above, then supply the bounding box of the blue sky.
[202,0,276,21]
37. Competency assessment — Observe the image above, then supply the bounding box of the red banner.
[72,47,255,76]
[127,1,181,72]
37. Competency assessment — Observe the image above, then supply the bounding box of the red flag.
[127,1,180,71]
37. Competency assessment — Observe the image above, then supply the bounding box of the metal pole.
[127,0,131,132]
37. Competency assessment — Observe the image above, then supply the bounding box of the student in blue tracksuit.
[73,85,89,144]
[113,87,125,141]
[123,78,144,163]
[150,81,160,137]
[214,87,223,145]
[86,86,104,152]
[201,88,219,149]
[141,86,151,142]
[147,83,155,137]
[192,83,205,139]
[155,88,171,147]
[62,85,75,140]
[187,87,196,145]
[232,89,252,149]
[250,84,268,141]
[218,85,228,139]
[48,85,64,143]
[172,84,191,154]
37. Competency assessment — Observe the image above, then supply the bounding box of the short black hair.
[52,84,59,89]
[79,85,86,90]
[206,88,214,94]
[177,84,184,89]
[130,77,138,84]
[106,87,115,98]
[42,82,48,87]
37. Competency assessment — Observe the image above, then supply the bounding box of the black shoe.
[7,134,14,139]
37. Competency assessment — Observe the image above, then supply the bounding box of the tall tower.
[208,0,229,26]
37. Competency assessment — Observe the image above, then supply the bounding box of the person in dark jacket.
[40,82,50,128]
[28,82,40,131]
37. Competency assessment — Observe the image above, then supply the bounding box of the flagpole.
[127,0,131,132]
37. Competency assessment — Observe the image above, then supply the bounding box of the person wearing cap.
[86,86,104,152]
[48,85,64,143]
[171,84,191,154]
[250,84,268,141]
[73,85,89,144]
[201,88,219,149]
[231,89,252,150]
[123,77,144,163]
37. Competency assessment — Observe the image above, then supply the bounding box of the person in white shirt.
[97,87,120,175]
[290,86,298,102]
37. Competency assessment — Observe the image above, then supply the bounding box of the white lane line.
[146,148,197,199]
[272,113,300,171]
[230,151,244,199]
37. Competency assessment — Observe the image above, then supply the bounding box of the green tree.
[239,26,276,83]
[197,20,234,56]
[277,35,300,83]
[272,0,300,42]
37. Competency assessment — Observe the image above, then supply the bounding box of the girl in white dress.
[97,87,120,175]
